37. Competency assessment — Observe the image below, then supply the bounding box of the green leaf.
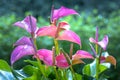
[83,59,108,78]
[24,59,38,67]
[11,69,28,79]
[0,70,15,80]
[0,60,22,79]
[83,59,96,77]
[23,72,37,80]
[90,59,96,76]
[23,65,39,76]
[99,64,107,74]
[75,73,82,80]
[44,66,54,77]
[82,64,91,76]
[22,65,51,80]
[67,70,72,80]
[0,59,11,72]
[24,59,52,78]
[83,75,95,80]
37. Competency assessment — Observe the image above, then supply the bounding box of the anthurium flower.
[10,36,35,65]
[36,49,93,68]
[14,15,37,35]
[56,50,94,68]
[52,6,79,21]
[57,30,81,45]
[56,54,69,68]
[72,50,94,59]
[37,49,68,67]
[36,26,57,38]
[37,22,81,45]
[13,36,33,46]
[37,49,53,66]
[99,52,116,67]
[89,27,109,50]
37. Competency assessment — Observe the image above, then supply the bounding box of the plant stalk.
[54,66,59,80]
[54,39,59,54]
[32,35,47,78]
[95,44,99,80]
[96,57,99,80]
[70,66,77,80]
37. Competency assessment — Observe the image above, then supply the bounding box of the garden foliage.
[0,6,119,80]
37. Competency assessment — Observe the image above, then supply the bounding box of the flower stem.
[70,66,77,80]
[98,48,102,64]
[54,39,59,54]
[36,57,47,77]
[32,36,47,78]
[95,44,98,54]
[70,43,73,59]
[63,69,67,80]
[95,44,99,80]
[54,66,59,80]
[96,58,99,80]
[96,48,102,80]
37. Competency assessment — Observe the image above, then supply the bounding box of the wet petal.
[73,50,94,60]
[36,26,57,38]
[11,45,35,65]
[14,36,32,46]
[37,49,53,66]
[98,35,109,50]
[53,6,79,20]
[57,30,81,45]
[56,54,69,68]
[14,16,37,33]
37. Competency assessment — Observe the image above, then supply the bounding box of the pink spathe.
[53,6,79,20]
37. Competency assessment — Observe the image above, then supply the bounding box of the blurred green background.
[0,0,120,79]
